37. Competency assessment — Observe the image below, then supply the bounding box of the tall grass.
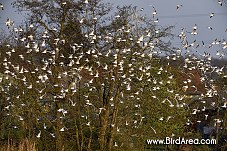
[0,139,37,151]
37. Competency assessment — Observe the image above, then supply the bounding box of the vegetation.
[0,0,226,150]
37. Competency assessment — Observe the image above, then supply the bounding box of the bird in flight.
[36,130,41,138]
[0,3,3,10]
[152,6,157,18]
[191,24,198,35]
[5,18,11,29]
[208,26,213,30]
[218,0,225,6]
[210,13,214,18]
[176,4,183,10]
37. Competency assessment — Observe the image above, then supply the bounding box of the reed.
[0,139,37,151]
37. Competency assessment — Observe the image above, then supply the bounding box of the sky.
[0,0,227,58]
[103,0,227,58]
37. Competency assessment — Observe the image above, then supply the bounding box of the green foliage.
[3,0,225,151]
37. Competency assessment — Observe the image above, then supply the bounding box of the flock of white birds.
[0,0,226,145]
